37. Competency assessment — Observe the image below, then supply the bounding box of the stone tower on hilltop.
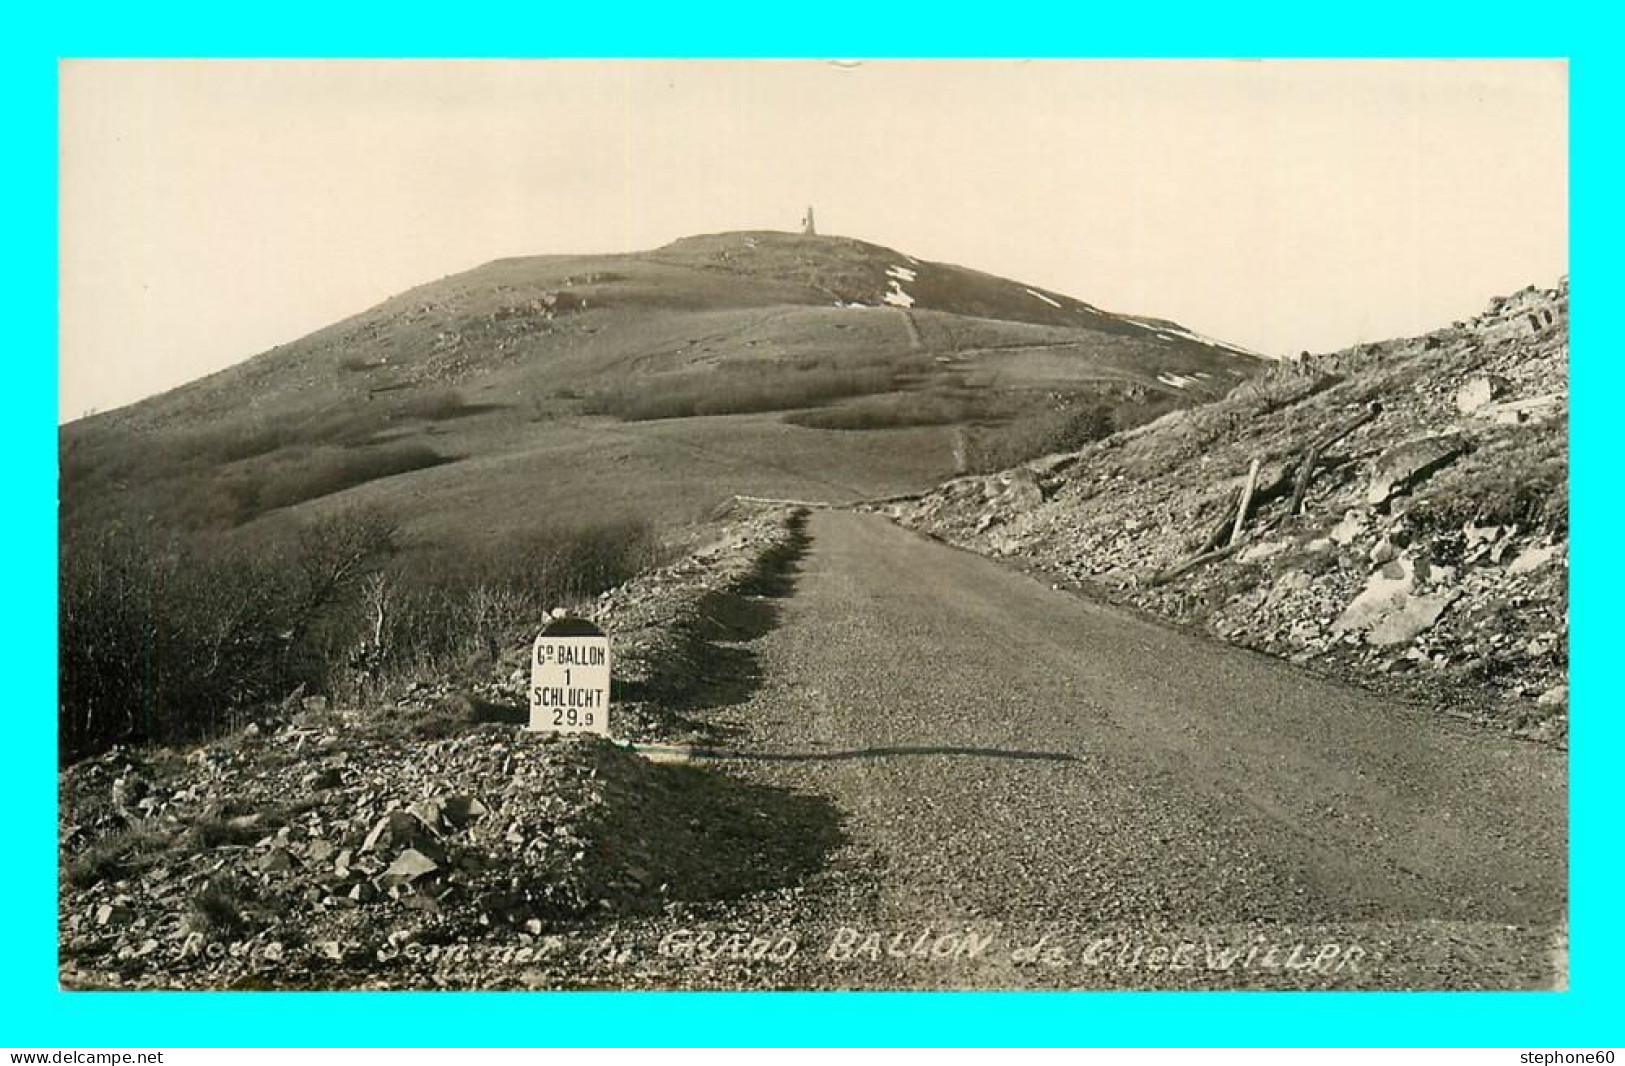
[801,206,817,236]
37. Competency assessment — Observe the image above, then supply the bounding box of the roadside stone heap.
[60,724,661,989]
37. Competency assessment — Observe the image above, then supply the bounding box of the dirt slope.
[893,277,1569,741]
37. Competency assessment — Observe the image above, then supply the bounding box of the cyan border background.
[9,1,1611,1047]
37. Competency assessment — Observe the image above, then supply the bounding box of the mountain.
[60,230,1268,549]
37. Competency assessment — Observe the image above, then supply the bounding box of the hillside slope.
[60,230,1269,560]
[894,278,1569,741]
[87,230,1260,432]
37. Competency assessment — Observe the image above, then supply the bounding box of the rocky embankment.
[893,280,1569,743]
[59,505,824,989]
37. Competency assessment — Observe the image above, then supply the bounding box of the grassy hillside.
[62,230,1266,541]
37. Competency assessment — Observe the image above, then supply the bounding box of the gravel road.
[663,509,1567,990]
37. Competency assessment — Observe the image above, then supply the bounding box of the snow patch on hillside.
[1024,288,1063,309]
[887,265,918,283]
[1127,316,1261,358]
[1158,324,1262,357]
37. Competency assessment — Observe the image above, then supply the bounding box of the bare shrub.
[187,422,295,464]
[584,365,898,421]
[61,408,446,533]
[964,403,1115,473]
[1116,366,1331,481]
[58,508,398,762]
[389,389,471,422]
[65,823,175,890]
[785,390,989,430]
[254,444,448,512]
[330,518,665,703]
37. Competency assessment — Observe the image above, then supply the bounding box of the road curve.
[701,510,1567,990]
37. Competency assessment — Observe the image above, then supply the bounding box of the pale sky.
[58,59,1568,422]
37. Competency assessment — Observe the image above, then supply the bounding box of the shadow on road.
[617,509,813,724]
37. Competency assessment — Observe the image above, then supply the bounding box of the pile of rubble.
[62,727,639,988]
[60,505,811,989]
[895,279,1568,741]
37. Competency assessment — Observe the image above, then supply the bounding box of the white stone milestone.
[529,618,611,735]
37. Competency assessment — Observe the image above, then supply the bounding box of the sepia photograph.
[56,58,1568,993]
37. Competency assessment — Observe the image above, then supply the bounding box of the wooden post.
[1200,486,1242,554]
[1285,401,1381,518]
[1287,442,1323,517]
[1149,542,1242,586]
[1229,458,1261,546]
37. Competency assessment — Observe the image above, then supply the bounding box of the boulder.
[1366,435,1466,507]
[303,767,344,791]
[1273,569,1312,595]
[1367,590,1458,646]
[1239,539,1290,563]
[259,846,297,874]
[1267,569,1313,606]
[406,798,450,833]
[94,903,131,927]
[998,468,1045,510]
[362,810,422,852]
[409,794,488,833]
[438,795,489,829]
[1333,555,1459,646]
[361,809,443,861]
[1335,558,1416,632]
[378,848,440,888]
[1329,509,1368,546]
[1287,618,1321,645]
[1454,374,1512,414]
[1476,393,1564,426]
[1507,543,1559,575]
